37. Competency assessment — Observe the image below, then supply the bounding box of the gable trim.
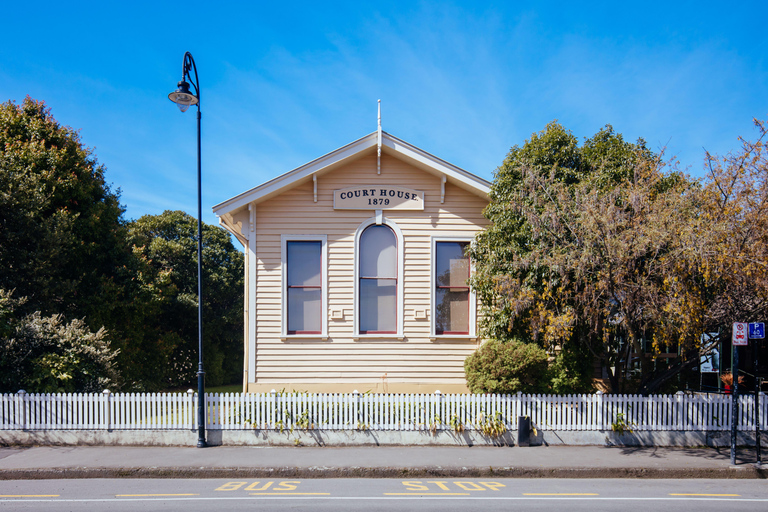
[212,131,491,218]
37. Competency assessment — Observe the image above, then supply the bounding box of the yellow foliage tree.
[471,120,768,394]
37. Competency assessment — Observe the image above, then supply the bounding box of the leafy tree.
[470,122,653,392]
[0,289,120,393]
[640,119,768,393]
[0,97,130,329]
[464,337,549,394]
[470,120,768,394]
[0,99,245,392]
[126,211,244,389]
[700,120,768,330]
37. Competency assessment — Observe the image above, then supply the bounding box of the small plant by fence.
[1,391,765,433]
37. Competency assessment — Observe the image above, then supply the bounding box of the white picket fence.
[1,391,766,432]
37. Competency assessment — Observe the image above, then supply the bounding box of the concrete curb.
[1,465,766,480]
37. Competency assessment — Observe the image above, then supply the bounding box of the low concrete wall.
[1,428,766,447]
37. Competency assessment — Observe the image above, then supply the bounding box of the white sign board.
[333,186,424,210]
[732,322,748,346]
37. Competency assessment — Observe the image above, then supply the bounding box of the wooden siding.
[247,153,489,392]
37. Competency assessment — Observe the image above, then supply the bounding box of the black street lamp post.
[168,52,206,448]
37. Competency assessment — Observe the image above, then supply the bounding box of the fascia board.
[213,132,379,216]
[382,133,491,198]
[212,131,492,217]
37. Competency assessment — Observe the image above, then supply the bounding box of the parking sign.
[749,322,765,339]
[732,322,748,346]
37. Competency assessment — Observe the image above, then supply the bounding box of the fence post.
[352,390,360,430]
[187,389,195,431]
[16,390,26,430]
[595,391,604,430]
[270,389,278,430]
[102,389,111,431]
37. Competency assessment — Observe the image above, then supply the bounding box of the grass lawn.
[206,384,244,394]
[162,384,243,394]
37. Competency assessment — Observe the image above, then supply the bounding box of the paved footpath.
[0,445,766,479]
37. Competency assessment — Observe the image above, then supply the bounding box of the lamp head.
[168,80,198,112]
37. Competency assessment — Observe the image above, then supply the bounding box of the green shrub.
[464,338,549,394]
[0,289,120,393]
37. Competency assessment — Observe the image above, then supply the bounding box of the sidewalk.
[0,445,766,479]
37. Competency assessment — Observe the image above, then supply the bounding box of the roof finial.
[377,99,382,174]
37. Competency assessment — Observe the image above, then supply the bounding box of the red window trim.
[358,224,398,335]
[435,241,471,336]
[286,240,323,336]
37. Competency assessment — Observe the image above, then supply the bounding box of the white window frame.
[354,216,404,339]
[431,236,476,339]
[281,234,328,339]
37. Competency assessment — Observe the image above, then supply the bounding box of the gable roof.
[212,131,491,219]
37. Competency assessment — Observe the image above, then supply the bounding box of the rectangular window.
[434,241,470,335]
[282,236,327,337]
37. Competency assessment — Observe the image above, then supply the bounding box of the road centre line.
[249,493,331,495]
[0,495,60,498]
[385,493,471,496]
[524,493,599,496]
[116,494,199,497]
[670,494,741,497]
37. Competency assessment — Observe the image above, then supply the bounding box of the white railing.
[1,391,766,432]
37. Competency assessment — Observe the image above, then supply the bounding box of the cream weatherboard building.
[213,130,490,393]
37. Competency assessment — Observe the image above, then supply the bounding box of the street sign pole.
[731,342,739,466]
[731,322,748,466]
[749,322,764,465]
[755,345,761,465]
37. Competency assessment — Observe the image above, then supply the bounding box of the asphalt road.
[1,478,767,511]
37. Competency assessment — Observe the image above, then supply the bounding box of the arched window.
[358,224,397,334]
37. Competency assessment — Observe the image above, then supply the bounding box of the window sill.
[281,335,329,341]
[353,335,405,341]
[430,335,478,341]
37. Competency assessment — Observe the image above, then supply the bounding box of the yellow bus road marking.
[385,493,471,496]
[524,493,599,496]
[215,480,300,491]
[670,494,741,497]
[249,493,331,496]
[400,480,506,492]
[116,494,200,497]
[0,495,60,498]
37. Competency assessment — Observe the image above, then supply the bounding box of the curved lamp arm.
[168,52,200,112]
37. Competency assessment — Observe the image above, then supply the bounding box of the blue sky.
[1,1,766,227]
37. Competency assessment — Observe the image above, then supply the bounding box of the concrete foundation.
[1,428,766,447]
